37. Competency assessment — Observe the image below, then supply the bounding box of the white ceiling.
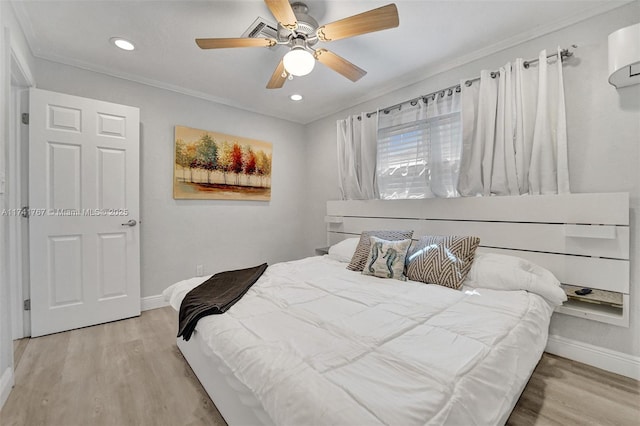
[12,0,628,123]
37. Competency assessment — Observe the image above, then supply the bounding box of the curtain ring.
[490,71,498,78]
[455,85,461,93]
[356,115,362,121]
[410,100,418,106]
[439,91,445,98]
[422,96,428,105]
[465,80,472,87]
[431,94,436,101]
[366,112,372,118]
[523,61,530,69]
[447,88,453,96]
[383,109,390,114]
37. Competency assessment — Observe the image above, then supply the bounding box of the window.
[377,119,431,199]
[377,96,462,199]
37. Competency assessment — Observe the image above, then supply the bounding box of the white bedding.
[164,255,554,425]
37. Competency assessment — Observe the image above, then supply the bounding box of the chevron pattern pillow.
[406,235,480,289]
[347,230,414,272]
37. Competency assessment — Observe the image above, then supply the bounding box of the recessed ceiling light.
[290,94,303,101]
[110,37,135,51]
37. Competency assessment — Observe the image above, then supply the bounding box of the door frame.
[8,45,34,339]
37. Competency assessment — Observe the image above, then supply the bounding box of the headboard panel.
[327,192,628,224]
[326,193,630,327]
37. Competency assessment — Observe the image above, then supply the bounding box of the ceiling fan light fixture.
[283,47,315,76]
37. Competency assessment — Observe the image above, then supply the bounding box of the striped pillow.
[347,230,414,272]
[406,235,480,289]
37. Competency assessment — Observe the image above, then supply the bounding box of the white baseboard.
[546,334,640,380]
[141,294,169,312]
[0,367,15,409]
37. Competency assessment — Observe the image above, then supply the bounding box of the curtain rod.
[362,45,577,119]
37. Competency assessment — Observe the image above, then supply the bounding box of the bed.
[164,193,629,425]
[165,255,557,425]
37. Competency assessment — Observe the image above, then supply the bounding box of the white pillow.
[327,238,360,263]
[463,253,567,306]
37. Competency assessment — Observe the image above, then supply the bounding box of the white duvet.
[164,256,554,426]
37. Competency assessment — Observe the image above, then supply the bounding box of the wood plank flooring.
[1,307,638,426]
[12,338,29,370]
[508,353,639,425]
[1,307,224,426]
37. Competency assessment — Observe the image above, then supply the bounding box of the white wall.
[0,0,11,400]
[33,59,308,299]
[303,3,640,357]
[0,0,36,405]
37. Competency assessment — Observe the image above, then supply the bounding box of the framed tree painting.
[174,125,272,200]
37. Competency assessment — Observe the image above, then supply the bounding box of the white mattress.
[164,255,554,425]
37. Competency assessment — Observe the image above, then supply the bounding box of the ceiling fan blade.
[264,0,298,29]
[195,38,275,49]
[267,60,287,89]
[314,49,367,82]
[318,3,399,42]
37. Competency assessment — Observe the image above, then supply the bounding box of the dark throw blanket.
[177,263,268,341]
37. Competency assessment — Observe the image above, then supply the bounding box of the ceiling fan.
[195,0,399,89]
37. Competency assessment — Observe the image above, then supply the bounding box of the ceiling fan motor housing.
[277,2,319,46]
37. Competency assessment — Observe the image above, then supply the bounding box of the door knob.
[121,219,137,227]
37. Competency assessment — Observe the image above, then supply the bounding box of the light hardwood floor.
[1,307,638,426]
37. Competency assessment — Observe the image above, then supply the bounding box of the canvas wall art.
[174,125,272,200]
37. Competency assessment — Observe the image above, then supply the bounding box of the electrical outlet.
[196,264,204,277]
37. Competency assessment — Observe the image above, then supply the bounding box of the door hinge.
[21,113,29,125]
[23,299,30,311]
[20,206,29,218]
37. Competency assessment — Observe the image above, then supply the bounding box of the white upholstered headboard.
[326,193,630,327]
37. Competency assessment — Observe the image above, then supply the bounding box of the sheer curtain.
[427,90,462,197]
[377,90,462,199]
[336,113,379,199]
[377,102,430,199]
[458,47,570,196]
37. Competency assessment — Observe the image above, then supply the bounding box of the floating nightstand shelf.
[315,246,330,256]
[556,284,629,327]
[324,215,343,224]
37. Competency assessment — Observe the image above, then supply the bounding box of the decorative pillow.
[362,237,412,281]
[406,235,480,289]
[327,238,360,263]
[347,230,414,271]
[463,253,567,306]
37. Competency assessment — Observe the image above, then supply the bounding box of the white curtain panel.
[336,113,379,200]
[458,47,570,196]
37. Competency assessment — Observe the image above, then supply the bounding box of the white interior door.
[29,88,140,337]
